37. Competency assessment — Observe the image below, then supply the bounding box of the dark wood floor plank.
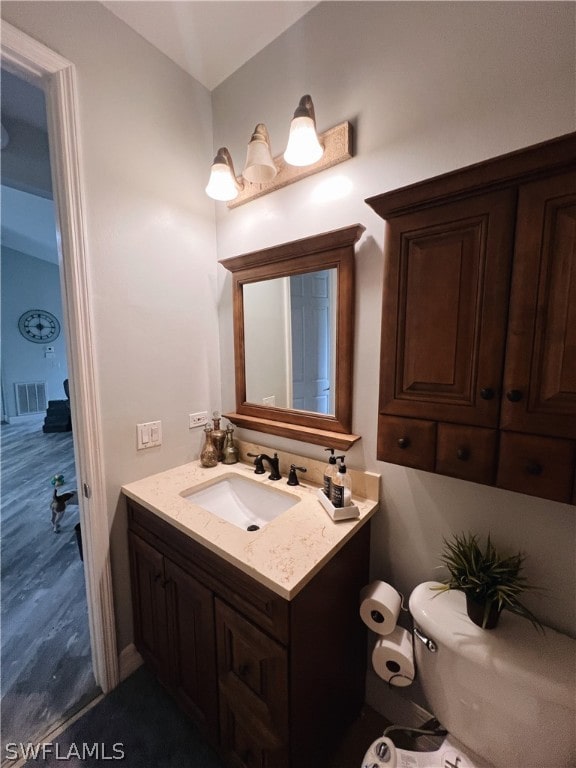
[1,417,99,750]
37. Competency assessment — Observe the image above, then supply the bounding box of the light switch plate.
[137,420,162,449]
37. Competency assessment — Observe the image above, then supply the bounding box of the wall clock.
[18,309,61,344]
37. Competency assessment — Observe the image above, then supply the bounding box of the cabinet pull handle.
[480,387,495,400]
[397,437,410,449]
[456,447,470,461]
[238,663,250,678]
[506,389,523,402]
[526,462,543,476]
[154,572,162,583]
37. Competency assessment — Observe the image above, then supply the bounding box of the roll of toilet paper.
[372,626,415,687]
[359,581,402,635]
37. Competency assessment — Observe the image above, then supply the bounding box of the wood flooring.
[1,417,99,759]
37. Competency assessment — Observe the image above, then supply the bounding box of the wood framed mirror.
[220,224,365,450]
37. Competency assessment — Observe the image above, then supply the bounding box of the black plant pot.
[465,594,500,629]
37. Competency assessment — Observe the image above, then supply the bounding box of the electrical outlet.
[189,411,208,428]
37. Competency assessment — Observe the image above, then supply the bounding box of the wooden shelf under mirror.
[220,224,365,449]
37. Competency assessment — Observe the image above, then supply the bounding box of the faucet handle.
[287,465,307,486]
[247,453,265,474]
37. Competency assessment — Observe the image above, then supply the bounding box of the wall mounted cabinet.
[366,133,576,504]
[127,498,370,767]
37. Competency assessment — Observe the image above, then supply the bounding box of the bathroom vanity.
[122,453,379,768]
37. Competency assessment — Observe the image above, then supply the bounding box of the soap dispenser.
[323,448,337,498]
[331,456,352,508]
[200,425,218,468]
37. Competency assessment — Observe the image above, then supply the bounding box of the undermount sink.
[181,473,299,531]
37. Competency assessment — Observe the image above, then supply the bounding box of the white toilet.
[363,581,576,768]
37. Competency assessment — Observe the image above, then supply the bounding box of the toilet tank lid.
[409,582,575,710]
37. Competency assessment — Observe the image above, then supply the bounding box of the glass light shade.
[205,147,241,201]
[283,115,324,166]
[243,123,277,184]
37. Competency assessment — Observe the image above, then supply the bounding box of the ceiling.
[101,1,319,91]
[2,2,319,265]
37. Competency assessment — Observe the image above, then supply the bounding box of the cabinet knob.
[506,389,523,402]
[456,447,470,461]
[480,387,495,400]
[238,663,251,678]
[397,437,410,449]
[526,461,543,476]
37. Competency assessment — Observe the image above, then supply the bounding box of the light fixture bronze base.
[228,120,353,208]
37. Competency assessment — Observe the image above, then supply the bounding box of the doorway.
[0,66,100,754]
[1,20,118,757]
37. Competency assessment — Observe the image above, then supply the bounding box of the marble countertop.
[122,455,379,600]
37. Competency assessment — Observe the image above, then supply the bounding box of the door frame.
[1,22,119,693]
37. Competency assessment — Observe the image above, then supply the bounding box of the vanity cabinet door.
[129,532,170,685]
[500,171,576,440]
[215,598,289,768]
[164,559,219,740]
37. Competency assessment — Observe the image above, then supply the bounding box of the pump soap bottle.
[331,456,352,508]
[323,448,338,498]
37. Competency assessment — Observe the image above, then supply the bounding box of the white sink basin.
[181,473,299,531]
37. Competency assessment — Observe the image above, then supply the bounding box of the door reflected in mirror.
[244,269,337,415]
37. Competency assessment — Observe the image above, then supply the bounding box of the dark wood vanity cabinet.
[127,498,370,768]
[366,133,576,504]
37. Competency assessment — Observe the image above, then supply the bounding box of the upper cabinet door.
[501,172,576,439]
[380,189,516,427]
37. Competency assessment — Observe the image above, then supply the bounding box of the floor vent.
[15,382,47,415]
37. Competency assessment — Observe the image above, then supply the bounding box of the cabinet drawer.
[496,432,576,503]
[216,598,289,767]
[377,415,436,471]
[436,424,497,485]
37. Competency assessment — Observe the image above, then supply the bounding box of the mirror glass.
[244,269,337,415]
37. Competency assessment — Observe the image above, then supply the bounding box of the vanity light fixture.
[205,94,353,208]
[242,123,277,184]
[205,147,243,202]
[283,95,324,167]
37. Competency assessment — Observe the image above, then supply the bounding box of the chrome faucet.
[247,452,281,480]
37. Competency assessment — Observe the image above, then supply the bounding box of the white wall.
[212,0,576,713]
[0,1,219,652]
[1,247,69,415]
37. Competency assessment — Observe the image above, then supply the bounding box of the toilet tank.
[409,582,576,768]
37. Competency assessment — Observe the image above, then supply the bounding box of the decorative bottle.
[222,424,239,465]
[200,425,218,467]
[211,411,226,461]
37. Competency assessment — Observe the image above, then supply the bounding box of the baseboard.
[118,643,143,682]
[365,668,433,727]
[6,414,44,424]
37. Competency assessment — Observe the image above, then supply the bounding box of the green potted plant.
[433,532,544,631]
